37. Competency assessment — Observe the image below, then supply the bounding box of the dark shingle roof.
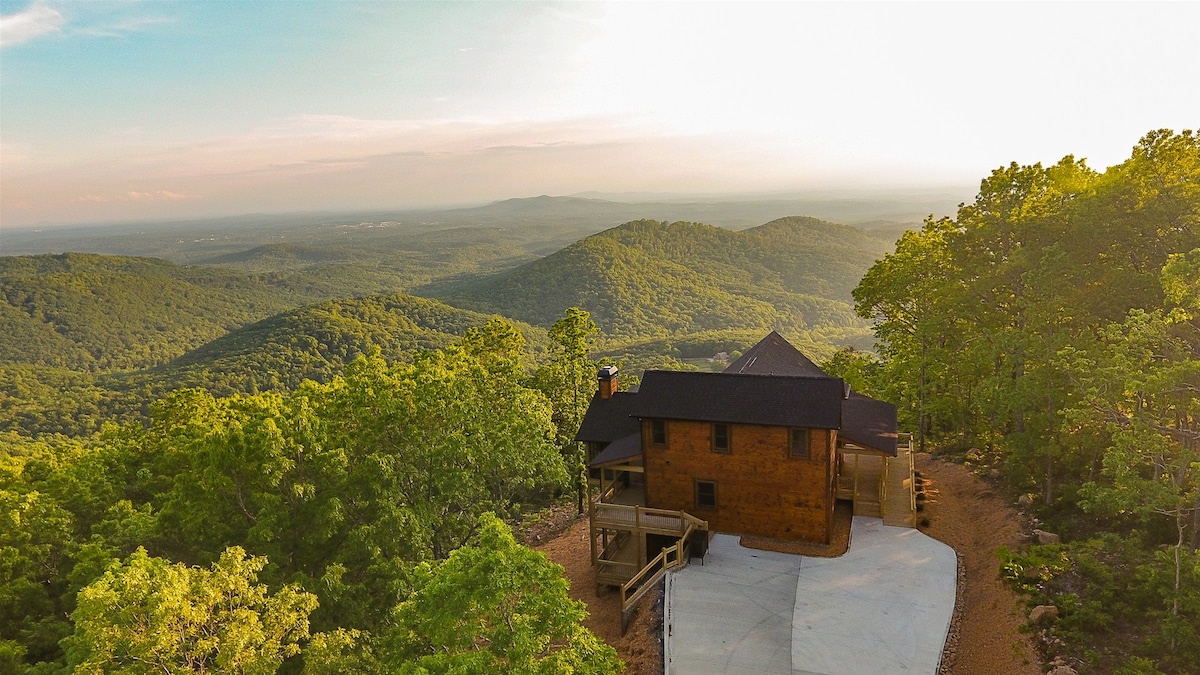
[840,392,898,456]
[588,433,643,467]
[631,370,844,429]
[575,391,641,443]
[724,331,830,378]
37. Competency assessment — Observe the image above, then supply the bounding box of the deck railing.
[618,519,699,634]
[591,503,695,536]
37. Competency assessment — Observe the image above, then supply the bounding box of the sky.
[1,1,1197,229]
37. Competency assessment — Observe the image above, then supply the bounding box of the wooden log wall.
[642,419,835,543]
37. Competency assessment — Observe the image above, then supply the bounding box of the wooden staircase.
[882,434,916,528]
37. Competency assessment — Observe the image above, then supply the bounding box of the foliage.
[855,129,1200,670]
[384,514,622,674]
[0,327,572,671]
[64,546,317,674]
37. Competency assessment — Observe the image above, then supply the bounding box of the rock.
[1033,529,1061,544]
[988,468,1002,479]
[1018,494,1034,507]
[1048,666,1077,675]
[1030,605,1059,623]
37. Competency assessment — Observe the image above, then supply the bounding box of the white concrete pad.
[792,517,956,674]
[666,534,800,674]
[665,518,957,675]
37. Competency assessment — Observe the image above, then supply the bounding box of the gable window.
[695,480,717,509]
[711,423,730,453]
[790,428,810,459]
[651,419,667,447]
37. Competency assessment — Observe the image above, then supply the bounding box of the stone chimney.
[598,366,619,399]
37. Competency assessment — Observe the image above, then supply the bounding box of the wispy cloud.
[1,2,175,48]
[72,14,173,39]
[71,190,189,204]
[0,2,64,48]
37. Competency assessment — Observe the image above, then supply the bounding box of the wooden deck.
[588,478,708,591]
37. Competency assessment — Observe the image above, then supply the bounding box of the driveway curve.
[665,517,956,675]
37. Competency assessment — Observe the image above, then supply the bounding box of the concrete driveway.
[664,517,956,675]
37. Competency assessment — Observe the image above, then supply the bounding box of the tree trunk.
[1192,491,1200,551]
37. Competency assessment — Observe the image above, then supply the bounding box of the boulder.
[1030,605,1059,623]
[1033,529,1061,545]
[1048,666,1077,675]
[1017,494,1034,508]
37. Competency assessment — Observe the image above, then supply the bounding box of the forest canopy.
[849,128,1199,673]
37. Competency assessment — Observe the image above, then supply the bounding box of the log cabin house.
[578,332,915,596]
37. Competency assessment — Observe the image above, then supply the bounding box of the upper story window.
[651,419,667,447]
[790,428,810,459]
[711,423,730,453]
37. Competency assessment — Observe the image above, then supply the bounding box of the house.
[578,332,914,590]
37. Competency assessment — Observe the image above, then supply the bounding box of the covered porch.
[837,432,915,528]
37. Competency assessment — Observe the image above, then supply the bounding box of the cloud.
[126,190,188,201]
[70,190,189,204]
[73,14,173,39]
[0,2,64,47]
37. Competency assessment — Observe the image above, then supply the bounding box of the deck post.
[588,491,597,567]
[635,507,645,568]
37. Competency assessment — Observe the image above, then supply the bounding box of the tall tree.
[535,307,600,513]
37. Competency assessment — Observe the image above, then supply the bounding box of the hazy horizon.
[2,1,1196,229]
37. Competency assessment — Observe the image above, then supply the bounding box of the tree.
[65,546,317,674]
[383,514,622,675]
[535,307,600,513]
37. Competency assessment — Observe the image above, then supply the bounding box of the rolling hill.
[441,217,893,339]
[0,252,327,371]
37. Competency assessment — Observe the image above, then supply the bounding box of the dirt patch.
[515,501,582,547]
[741,500,853,557]
[536,517,663,675]
[916,452,1042,675]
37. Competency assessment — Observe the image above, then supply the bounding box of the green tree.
[535,307,600,513]
[64,546,317,674]
[383,514,622,675]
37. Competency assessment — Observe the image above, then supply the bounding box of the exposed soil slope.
[916,453,1042,675]
[536,516,663,674]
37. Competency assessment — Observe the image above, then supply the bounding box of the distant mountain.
[442,217,892,339]
[200,242,361,266]
[0,292,542,437]
[159,292,537,394]
[0,253,321,371]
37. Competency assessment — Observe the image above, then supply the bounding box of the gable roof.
[724,331,830,378]
[631,370,844,429]
[575,391,641,443]
[840,392,898,456]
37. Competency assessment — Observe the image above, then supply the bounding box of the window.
[711,423,730,453]
[651,419,667,446]
[790,428,810,459]
[695,480,717,509]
